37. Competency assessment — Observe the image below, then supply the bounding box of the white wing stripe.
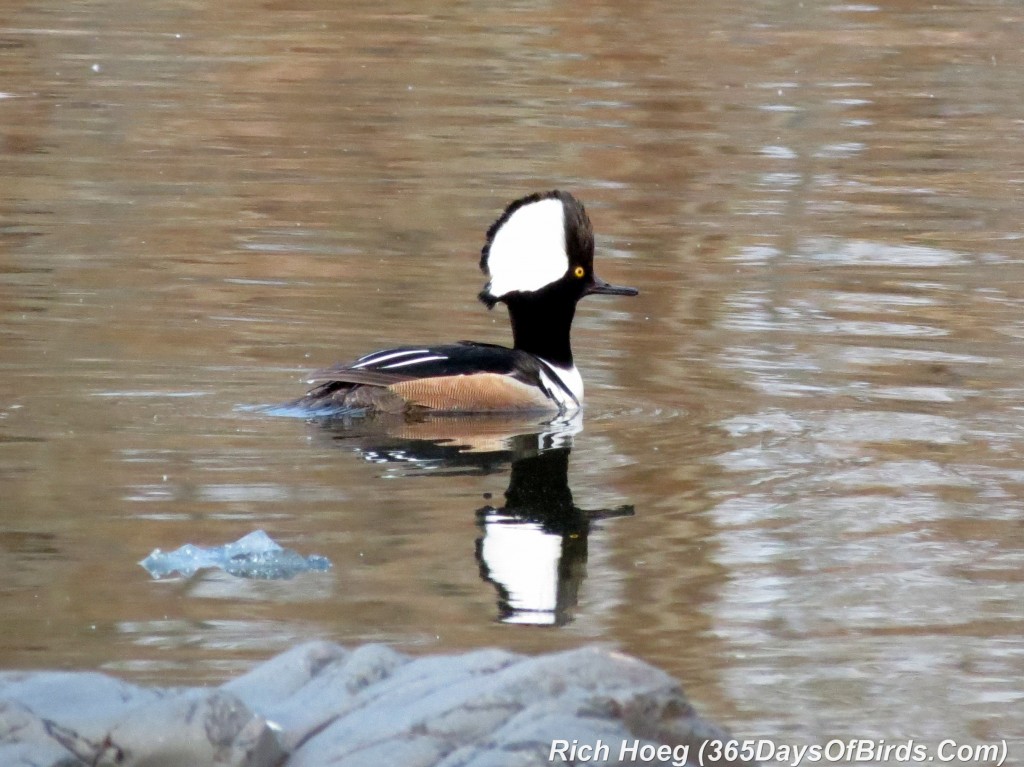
[381,355,448,370]
[351,349,430,368]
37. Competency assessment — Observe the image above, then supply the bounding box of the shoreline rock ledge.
[0,641,755,767]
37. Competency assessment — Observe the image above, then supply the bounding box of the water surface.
[2,0,1022,755]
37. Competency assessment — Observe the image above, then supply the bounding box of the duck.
[294,190,637,415]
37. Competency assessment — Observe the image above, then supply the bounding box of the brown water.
[2,0,1022,758]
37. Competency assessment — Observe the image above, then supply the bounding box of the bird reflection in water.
[477,437,633,625]
[317,412,633,625]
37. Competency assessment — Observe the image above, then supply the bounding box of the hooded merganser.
[295,190,638,415]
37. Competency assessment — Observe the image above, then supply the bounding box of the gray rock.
[0,642,753,767]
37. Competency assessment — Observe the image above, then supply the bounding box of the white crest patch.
[485,198,569,298]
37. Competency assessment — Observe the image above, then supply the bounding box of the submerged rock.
[0,641,754,767]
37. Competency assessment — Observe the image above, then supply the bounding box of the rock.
[0,642,753,767]
[0,678,282,767]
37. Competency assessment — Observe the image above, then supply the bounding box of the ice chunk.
[140,530,331,580]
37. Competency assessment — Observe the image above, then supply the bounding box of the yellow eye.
[573,266,585,278]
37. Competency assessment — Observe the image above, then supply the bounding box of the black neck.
[505,292,577,367]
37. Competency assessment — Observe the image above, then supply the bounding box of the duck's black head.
[478,190,638,310]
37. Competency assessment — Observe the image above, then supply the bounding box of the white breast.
[537,361,584,411]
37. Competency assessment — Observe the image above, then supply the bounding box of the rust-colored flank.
[389,373,555,413]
